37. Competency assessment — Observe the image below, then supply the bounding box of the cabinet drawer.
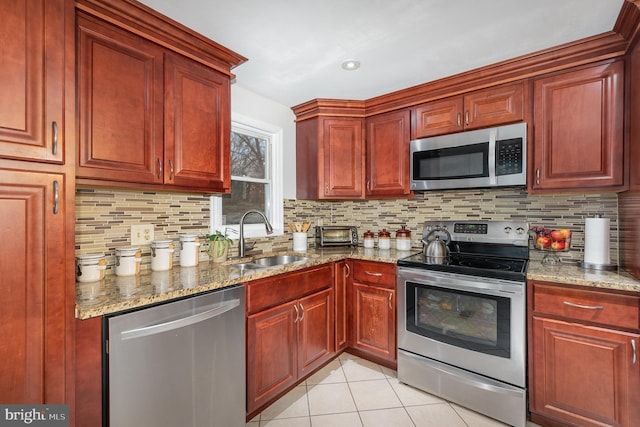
[532,283,640,330]
[352,260,396,288]
[246,264,333,314]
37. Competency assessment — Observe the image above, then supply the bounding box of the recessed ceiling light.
[341,60,360,71]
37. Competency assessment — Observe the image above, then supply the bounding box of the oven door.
[397,267,525,387]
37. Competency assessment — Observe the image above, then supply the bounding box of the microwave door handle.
[488,130,497,185]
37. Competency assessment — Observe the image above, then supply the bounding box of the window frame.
[210,113,284,239]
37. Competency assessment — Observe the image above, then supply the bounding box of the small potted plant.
[205,230,233,263]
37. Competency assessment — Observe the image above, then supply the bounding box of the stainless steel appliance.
[315,225,358,247]
[397,220,529,427]
[106,284,245,427]
[410,122,527,191]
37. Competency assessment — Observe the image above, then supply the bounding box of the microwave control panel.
[496,138,523,176]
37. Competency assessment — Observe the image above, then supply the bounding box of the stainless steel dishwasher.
[106,284,245,427]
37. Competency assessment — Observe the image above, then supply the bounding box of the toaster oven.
[315,226,358,247]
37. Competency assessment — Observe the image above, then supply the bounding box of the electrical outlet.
[131,224,154,245]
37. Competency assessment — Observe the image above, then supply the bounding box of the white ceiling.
[138,0,624,108]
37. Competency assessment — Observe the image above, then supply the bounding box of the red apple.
[536,236,551,248]
[550,230,564,241]
[551,240,566,250]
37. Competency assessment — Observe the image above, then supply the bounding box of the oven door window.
[406,282,510,358]
[413,142,489,180]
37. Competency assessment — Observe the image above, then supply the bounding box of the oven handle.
[398,269,524,296]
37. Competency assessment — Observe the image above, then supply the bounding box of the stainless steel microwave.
[315,226,358,247]
[410,123,527,191]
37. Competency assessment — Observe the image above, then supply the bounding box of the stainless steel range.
[397,220,529,427]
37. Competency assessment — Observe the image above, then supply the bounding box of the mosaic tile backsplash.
[76,187,619,275]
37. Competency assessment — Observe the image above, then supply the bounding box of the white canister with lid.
[151,240,174,271]
[115,246,142,276]
[76,253,107,282]
[179,234,201,267]
[363,230,375,248]
[395,225,412,251]
[378,229,391,250]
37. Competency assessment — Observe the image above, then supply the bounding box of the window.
[211,115,283,238]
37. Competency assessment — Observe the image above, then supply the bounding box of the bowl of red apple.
[530,226,571,251]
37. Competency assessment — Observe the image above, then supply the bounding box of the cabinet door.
[532,61,624,191]
[531,317,640,427]
[76,13,164,184]
[164,54,230,191]
[297,289,335,378]
[246,301,297,414]
[321,118,365,199]
[411,97,463,139]
[463,82,523,130]
[351,283,396,363]
[334,261,350,352]
[0,0,65,164]
[0,169,67,403]
[366,110,411,197]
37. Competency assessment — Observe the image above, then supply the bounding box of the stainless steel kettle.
[422,228,451,262]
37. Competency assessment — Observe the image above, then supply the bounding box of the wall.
[75,187,619,275]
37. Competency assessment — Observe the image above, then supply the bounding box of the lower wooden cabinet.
[529,281,640,427]
[334,260,350,352]
[349,260,397,367]
[246,265,334,416]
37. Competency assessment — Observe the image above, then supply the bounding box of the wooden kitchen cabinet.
[75,1,243,193]
[246,264,334,416]
[366,109,411,197]
[0,169,70,404]
[334,260,350,352]
[411,82,524,139]
[528,281,640,427]
[349,260,397,368]
[531,60,624,192]
[295,116,365,199]
[0,0,66,164]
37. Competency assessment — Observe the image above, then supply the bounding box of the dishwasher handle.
[121,298,240,340]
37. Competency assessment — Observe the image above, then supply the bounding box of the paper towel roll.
[584,217,611,265]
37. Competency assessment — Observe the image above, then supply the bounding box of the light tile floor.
[247,353,541,427]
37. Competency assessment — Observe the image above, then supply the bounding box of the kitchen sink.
[251,255,308,267]
[230,262,264,271]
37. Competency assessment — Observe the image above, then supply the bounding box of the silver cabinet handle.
[345,263,351,278]
[632,339,637,365]
[456,112,461,128]
[293,304,299,323]
[563,301,604,310]
[169,159,174,180]
[364,271,382,277]
[52,121,58,155]
[157,158,162,180]
[388,292,393,310]
[536,168,541,185]
[299,303,305,321]
[53,180,59,215]
[465,110,469,126]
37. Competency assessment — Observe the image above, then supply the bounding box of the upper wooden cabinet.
[296,116,365,199]
[531,60,624,192]
[411,82,524,139]
[366,109,411,197]
[0,0,67,164]
[75,1,244,193]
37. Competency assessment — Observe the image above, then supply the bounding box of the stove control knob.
[504,226,512,234]
[516,227,526,234]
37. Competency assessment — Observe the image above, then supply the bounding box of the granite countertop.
[76,247,640,320]
[75,247,417,320]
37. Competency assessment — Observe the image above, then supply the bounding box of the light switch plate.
[131,224,154,245]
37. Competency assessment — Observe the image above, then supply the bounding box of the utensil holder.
[293,232,307,251]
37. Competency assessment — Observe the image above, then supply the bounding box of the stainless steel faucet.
[239,210,274,257]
